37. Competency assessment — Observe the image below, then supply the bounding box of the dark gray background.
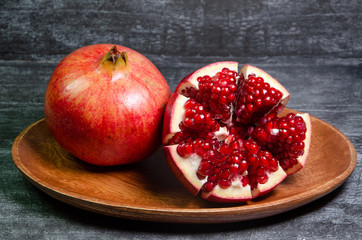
[1,0,361,239]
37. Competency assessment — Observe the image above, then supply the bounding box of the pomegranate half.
[44,44,170,166]
[162,62,311,202]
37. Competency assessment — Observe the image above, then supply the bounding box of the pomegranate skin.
[44,44,171,166]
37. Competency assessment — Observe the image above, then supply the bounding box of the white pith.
[213,126,229,141]
[251,166,287,198]
[206,160,287,201]
[162,94,188,144]
[165,144,206,191]
[203,177,253,201]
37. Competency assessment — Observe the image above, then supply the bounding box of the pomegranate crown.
[102,45,128,70]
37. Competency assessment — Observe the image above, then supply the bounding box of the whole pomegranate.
[162,62,311,202]
[44,44,171,166]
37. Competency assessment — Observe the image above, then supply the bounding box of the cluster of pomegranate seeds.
[251,113,307,171]
[235,74,283,124]
[180,86,198,99]
[168,99,220,146]
[181,68,238,123]
[177,137,280,192]
[168,131,193,145]
[180,99,220,133]
[175,134,220,156]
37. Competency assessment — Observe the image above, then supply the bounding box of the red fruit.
[44,44,170,166]
[162,62,311,202]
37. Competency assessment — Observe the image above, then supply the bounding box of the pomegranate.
[44,44,170,166]
[162,62,311,202]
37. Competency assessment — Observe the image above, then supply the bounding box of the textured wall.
[1,0,361,61]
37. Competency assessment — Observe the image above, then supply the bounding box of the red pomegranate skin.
[44,44,171,166]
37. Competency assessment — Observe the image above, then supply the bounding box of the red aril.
[235,65,289,124]
[251,112,311,175]
[44,44,170,166]
[162,62,311,202]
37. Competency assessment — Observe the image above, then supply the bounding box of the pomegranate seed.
[245,141,259,154]
[269,158,279,171]
[194,114,205,124]
[240,160,248,171]
[183,143,194,155]
[260,156,269,167]
[177,144,185,157]
[203,149,217,160]
[219,179,232,189]
[257,174,268,184]
[198,160,213,176]
[220,144,230,154]
[241,176,249,187]
[197,172,206,180]
[230,163,240,174]
[203,182,215,192]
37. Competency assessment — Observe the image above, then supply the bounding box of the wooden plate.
[11,110,357,224]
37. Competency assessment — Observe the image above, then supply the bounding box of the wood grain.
[11,109,356,223]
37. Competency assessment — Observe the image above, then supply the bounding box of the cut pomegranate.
[163,62,311,202]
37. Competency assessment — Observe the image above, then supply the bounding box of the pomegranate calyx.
[102,45,128,70]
